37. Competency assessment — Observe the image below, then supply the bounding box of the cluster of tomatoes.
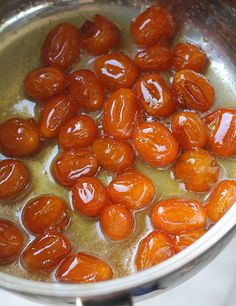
[0,6,236,283]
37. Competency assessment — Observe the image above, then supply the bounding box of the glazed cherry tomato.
[172,69,215,112]
[24,67,65,101]
[206,180,236,222]
[58,115,98,150]
[0,159,29,200]
[68,70,105,112]
[0,118,40,157]
[93,53,138,90]
[133,122,179,168]
[173,229,206,253]
[53,149,98,187]
[40,95,77,139]
[173,148,220,192]
[171,111,208,150]
[135,74,175,117]
[56,253,113,283]
[0,219,24,265]
[80,14,120,55]
[100,204,134,241]
[21,232,71,273]
[135,231,174,271]
[204,108,236,157]
[103,88,137,140]
[23,195,70,235]
[151,198,206,234]
[72,177,109,218]
[42,23,80,70]
[131,7,176,47]
[172,42,207,73]
[134,45,173,72]
[108,171,155,210]
[92,138,135,172]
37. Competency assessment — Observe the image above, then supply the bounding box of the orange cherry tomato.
[171,111,208,150]
[135,231,175,271]
[172,69,215,112]
[172,43,207,73]
[131,7,176,47]
[42,23,80,70]
[204,108,236,157]
[0,159,29,200]
[173,148,220,192]
[0,219,24,265]
[173,229,206,253]
[56,253,113,283]
[134,45,173,72]
[68,70,105,112]
[0,118,40,157]
[40,95,77,139]
[80,14,120,55]
[23,195,70,235]
[135,74,175,117]
[24,67,65,101]
[133,122,179,168]
[100,204,134,241]
[21,232,71,273]
[58,115,98,150]
[206,180,236,222]
[151,198,206,234]
[108,171,155,210]
[53,149,98,187]
[93,53,138,90]
[72,177,109,218]
[92,138,135,172]
[103,88,137,140]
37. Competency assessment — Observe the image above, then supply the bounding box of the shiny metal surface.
[0,0,236,305]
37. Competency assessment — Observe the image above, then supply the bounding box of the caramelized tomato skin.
[135,231,175,271]
[56,253,113,283]
[206,180,236,222]
[0,159,29,200]
[204,108,236,157]
[0,219,24,265]
[151,198,206,234]
[173,229,206,253]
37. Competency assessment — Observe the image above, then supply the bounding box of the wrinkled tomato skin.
[131,7,176,47]
[0,118,40,157]
[204,108,236,157]
[151,198,206,234]
[135,74,175,117]
[23,195,70,235]
[68,70,105,112]
[40,95,77,139]
[72,177,109,218]
[103,89,137,140]
[206,180,236,222]
[172,43,207,73]
[0,219,24,265]
[56,253,113,283]
[135,231,175,271]
[172,69,215,112]
[80,14,120,55]
[171,111,208,150]
[24,67,65,101]
[92,138,135,173]
[173,148,220,192]
[42,23,80,70]
[0,159,29,200]
[53,149,98,187]
[173,229,206,253]
[133,122,179,168]
[58,115,98,150]
[94,53,139,90]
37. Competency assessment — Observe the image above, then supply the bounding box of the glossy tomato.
[173,229,206,253]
